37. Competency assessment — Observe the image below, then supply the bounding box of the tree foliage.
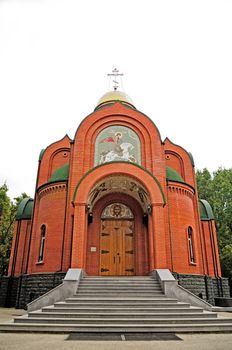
[0,184,28,275]
[196,168,232,279]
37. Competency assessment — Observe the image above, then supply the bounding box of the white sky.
[0,0,232,200]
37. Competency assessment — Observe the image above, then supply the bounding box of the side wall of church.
[201,220,221,276]
[8,220,31,277]
[167,182,204,275]
[27,183,67,274]
[21,135,72,275]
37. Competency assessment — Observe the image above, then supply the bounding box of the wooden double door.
[100,219,135,276]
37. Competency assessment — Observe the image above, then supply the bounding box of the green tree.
[0,184,28,275]
[196,168,232,280]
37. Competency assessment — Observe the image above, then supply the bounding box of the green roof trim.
[188,152,195,167]
[39,149,45,161]
[166,166,185,183]
[48,164,70,183]
[16,198,34,220]
[199,199,215,220]
[73,161,166,205]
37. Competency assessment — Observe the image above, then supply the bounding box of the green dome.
[166,166,184,183]
[48,164,69,182]
[199,199,215,220]
[16,198,34,220]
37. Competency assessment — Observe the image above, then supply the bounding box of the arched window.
[38,225,46,262]
[94,125,141,166]
[187,226,195,263]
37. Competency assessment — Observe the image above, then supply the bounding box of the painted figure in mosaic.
[96,126,140,165]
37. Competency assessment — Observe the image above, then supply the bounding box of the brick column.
[152,203,167,269]
[148,215,155,271]
[71,203,87,269]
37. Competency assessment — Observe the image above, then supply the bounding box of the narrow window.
[38,225,46,262]
[188,226,195,263]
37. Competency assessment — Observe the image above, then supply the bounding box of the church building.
[1,71,229,308]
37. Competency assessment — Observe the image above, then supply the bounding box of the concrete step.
[55,303,190,309]
[67,295,177,299]
[80,281,158,285]
[43,306,201,313]
[64,297,180,303]
[76,289,162,292]
[77,286,162,290]
[75,293,163,297]
[82,277,155,280]
[29,311,217,319]
[15,316,228,325]
[79,281,160,288]
[1,322,232,333]
[43,305,203,312]
[63,300,181,305]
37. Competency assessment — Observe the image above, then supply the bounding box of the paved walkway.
[0,308,232,350]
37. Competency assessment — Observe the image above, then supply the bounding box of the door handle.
[118,255,121,264]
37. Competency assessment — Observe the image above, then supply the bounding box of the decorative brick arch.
[71,162,167,273]
[73,162,165,205]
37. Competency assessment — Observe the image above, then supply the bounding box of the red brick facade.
[8,94,221,278]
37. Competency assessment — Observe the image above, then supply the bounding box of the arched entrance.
[72,163,166,274]
[100,203,135,276]
[86,191,149,276]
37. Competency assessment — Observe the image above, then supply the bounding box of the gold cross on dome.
[107,68,124,91]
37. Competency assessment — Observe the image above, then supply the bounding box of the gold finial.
[107,68,124,91]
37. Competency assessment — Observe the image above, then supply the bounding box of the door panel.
[100,220,116,275]
[124,221,135,275]
[100,219,135,276]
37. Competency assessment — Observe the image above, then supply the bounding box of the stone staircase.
[1,275,232,333]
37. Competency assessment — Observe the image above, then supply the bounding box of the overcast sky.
[0,0,232,200]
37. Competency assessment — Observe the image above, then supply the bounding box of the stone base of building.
[215,297,232,307]
[0,273,65,309]
[0,272,230,309]
[0,276,20,308]
[173,273,231,305]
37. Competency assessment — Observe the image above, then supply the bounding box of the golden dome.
[96,90,135,109]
